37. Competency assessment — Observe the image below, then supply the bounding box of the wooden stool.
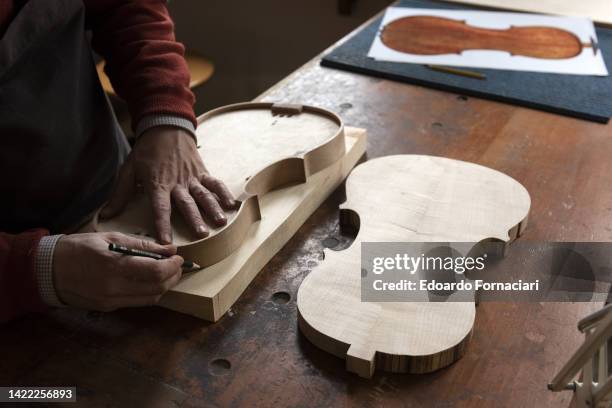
[96,53,215,95]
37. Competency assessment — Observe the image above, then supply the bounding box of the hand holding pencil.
[51,232,187,312]
[108,243,200,270]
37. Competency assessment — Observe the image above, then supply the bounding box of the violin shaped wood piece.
[94,102,345,267]
[381,15,592,59]
[296,155,531,378]
[160,127,367,321]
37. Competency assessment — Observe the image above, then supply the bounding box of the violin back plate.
[367,6,607,76]
[381,15,585,59]
[297,155,531,378]
[323,0,612,123]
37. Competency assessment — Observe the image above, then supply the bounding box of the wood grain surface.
[381,15,587,59]
[297,155,530,377]
[2,13,611,407]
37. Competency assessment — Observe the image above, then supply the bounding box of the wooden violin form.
[94,102,346,268]
[296,155,531,378]
[380,15,597,59]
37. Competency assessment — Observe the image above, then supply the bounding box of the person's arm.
[0,230,49,323]
[1,228,188,323]
[85,0,196,133]
[87,0,237,244]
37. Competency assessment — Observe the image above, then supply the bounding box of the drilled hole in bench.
[272,291,291,304]
[322,237,339,248]
[209,358,231,375]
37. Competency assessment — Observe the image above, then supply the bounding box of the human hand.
[53,232,184,312]
[101,127,237,244]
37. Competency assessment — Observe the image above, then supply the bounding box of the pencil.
[108,243,201,270]
[426,64,486,80]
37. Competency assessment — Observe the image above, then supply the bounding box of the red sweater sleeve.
[85,0,196,128]
[0,230,48,323]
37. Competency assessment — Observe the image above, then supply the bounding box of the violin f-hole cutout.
[296,155,531,378]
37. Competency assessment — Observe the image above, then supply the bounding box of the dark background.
[167,0,393,114]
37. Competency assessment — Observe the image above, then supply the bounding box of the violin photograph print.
[368,7,609,76]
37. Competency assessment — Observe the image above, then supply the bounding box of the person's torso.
[0,0,128,233]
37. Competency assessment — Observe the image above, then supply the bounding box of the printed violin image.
[380,16,599,59]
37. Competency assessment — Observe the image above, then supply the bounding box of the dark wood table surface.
[3,16,612,408]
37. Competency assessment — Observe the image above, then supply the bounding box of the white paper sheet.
[367,7,609,76]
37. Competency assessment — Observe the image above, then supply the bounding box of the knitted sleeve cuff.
[35,234,66,307]
[135,114,198,142]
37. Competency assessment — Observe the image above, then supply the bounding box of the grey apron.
[0,0,129,234]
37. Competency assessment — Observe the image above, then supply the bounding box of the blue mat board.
[321,0,612,123]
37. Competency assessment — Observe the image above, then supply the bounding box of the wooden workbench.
[3,18,612,408]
